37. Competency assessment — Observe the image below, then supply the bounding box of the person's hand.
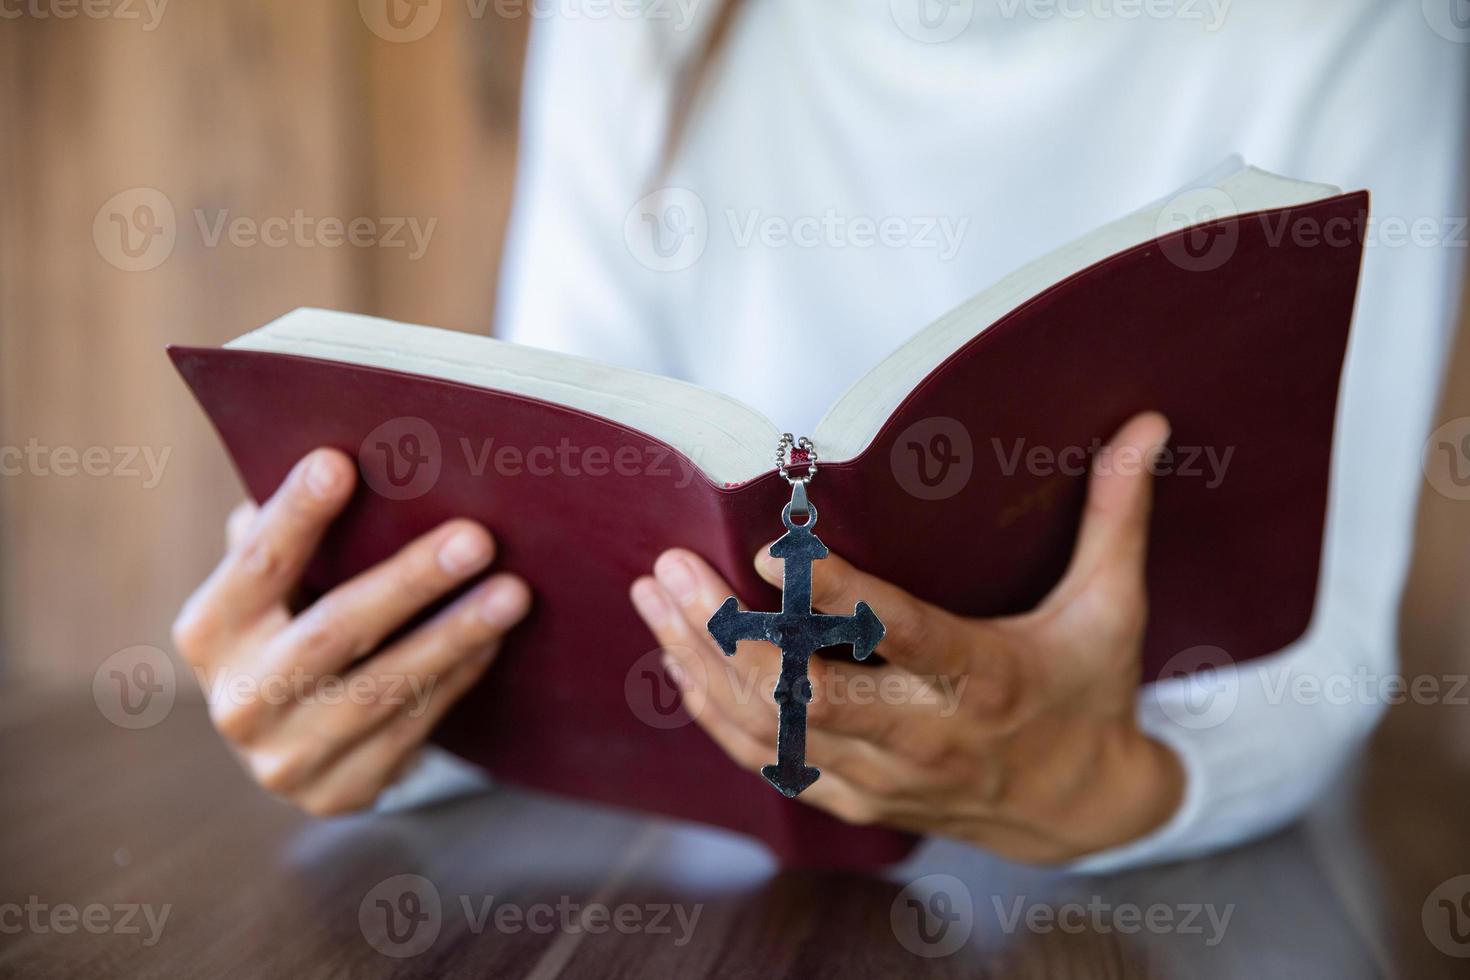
[172,448,531,816]
[630,412,1183,864]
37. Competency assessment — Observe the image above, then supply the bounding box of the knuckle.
[226,502,257,544]
[809,566,847,609]
[831,794,878,826]
[389,553,445,608]
[899,731,955,770]
[210,695,266,745]
[381,713,427,754]
[236,534,288,584]
[291,609,355,665]
[805,684,832,727]
[891,604,935,658]
[845,762,898,798]
[171,604,217,662]
[249,747,314,796]
[358,690,406,730]
[964,672,1022,724]
[738,707,778,745]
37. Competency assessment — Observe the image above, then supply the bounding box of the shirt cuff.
[1064,686,1212,874]
[373,746,492,813]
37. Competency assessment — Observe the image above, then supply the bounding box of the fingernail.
[632,580,671,626]
[305,453,343,499]
[479,580,525,627]
[438,527,492,575]
[656,555,698,605]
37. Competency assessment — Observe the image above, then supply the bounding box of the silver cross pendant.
[706,440,885,797]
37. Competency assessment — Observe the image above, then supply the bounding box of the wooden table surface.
[3,686,1468,979]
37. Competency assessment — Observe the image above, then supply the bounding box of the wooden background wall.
[0,4,1466,743]
[0,1,528,685]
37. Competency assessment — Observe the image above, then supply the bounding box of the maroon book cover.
[170,191,1367,866]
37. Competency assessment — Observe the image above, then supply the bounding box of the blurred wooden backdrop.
[0,3,1466,762]
[0,0,528,684]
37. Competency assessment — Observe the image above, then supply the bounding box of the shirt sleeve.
[1071,32,1469,871]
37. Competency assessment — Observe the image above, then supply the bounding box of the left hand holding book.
[171,449,532,816]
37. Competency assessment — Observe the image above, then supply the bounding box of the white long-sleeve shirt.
[403,0,1470,870]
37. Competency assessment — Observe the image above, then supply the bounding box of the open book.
[171,165,1367,865]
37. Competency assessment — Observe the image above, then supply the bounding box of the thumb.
[1045,412,1170,613]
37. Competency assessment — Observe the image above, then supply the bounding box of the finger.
[635,553,924,759]
[285,642,499,817]
[244,574,531,762]
[182,449,356,639]
[1045,411,1169,614]
[753,545,970,679]
[226,500,258,549]
[662,660,895,829]
[630,560,782,738]
[266,519,498,677]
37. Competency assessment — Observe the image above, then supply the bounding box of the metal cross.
[706,486,885,797]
